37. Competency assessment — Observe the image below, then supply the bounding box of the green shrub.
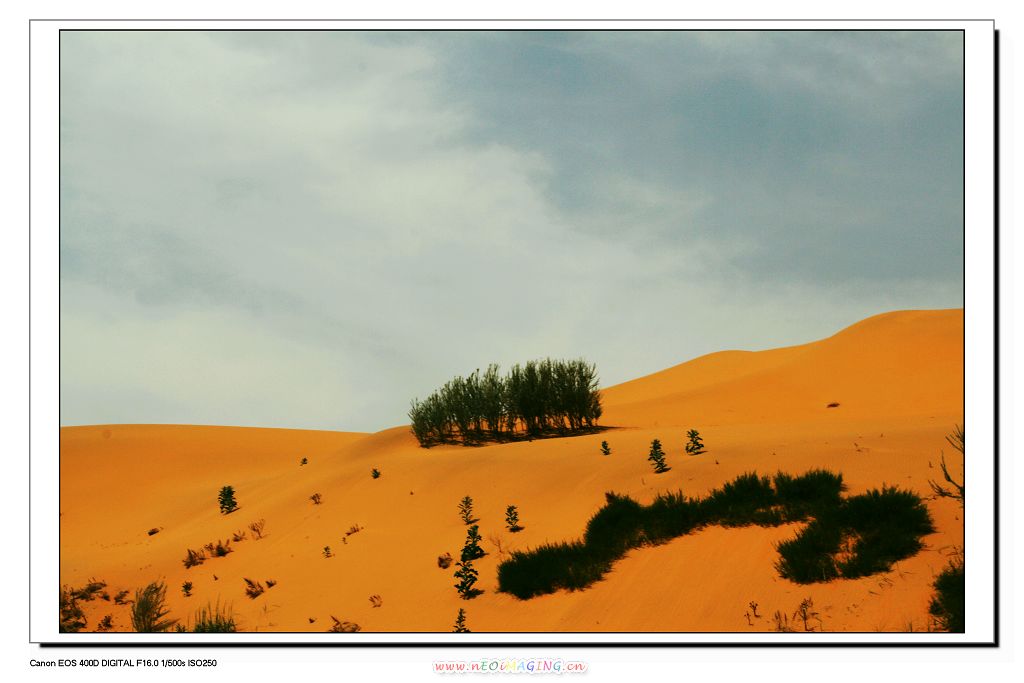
[371,468,381,479]
[685,429,706,455]
[191,601,237,632]
[453,558,479,599]
[461,525,485,561]
[505,505,521,532]
[181,581,193,597]
[59,586,86,633]
[458,496,475,524]
[497,469,930,599]
[929,551,965,632]
[131,581,177,632]
[453,607,470,633]
[648,439,669,473]
[218,486,238,514]
[600,440,611,455]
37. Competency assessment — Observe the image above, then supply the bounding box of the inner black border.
[35,20,997,648]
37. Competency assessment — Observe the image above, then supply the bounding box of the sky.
[59,30,964,432]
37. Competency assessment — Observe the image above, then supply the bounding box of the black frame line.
[34,20,996,647]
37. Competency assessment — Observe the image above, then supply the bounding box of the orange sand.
[59,309,964,633]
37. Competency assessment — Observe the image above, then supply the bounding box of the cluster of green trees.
[408,359,603,447]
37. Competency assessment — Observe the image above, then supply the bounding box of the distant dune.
[60,309,964,633]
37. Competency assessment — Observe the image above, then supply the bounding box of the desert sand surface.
[59,309,964,633]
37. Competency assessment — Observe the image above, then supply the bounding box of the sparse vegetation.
[345,524,363,538]
[147,527,160,536]
[685,429,706,455]
[323,546,333,558]
[453,608,470,633]
[462,525,485,561]
[191,601,237,632]
[183,548,206,569]
[929,424,964,505]
[458,495,475,524]
[310,492,322,505]
[327,616,361,633]
[113,590,129,605]
[266,579,277,589]
[505,505,522,532]
[498,469,931,599]
[369,594,382,608]
[300,457,308,466]
[96,615,114,632]
[182,581,193,597]
[929,549,965,632]
[601,440,611,456]
[793,597,821,631]
[71,579,107,602]
[243,578,265,599]
[218,485,238,514]
[437,552,453,569]
[60,586,87,632]
[131,581,177,632]
[648,438,669,473]
[827,402,840,408]
[454,557,479,599]
[371,468,381,479]
[232,529,247,542]
[248,519,266,540]
[409,359,603,447]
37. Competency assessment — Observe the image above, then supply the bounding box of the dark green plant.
[454,558,479,599]
[409,358,603,447]
[648,439,669,473]
[600,440,611,456]
[323,546,333,558]
[96,615,114,632]
[182,581,193,597]
[497,469,931,600]
[505,505,521,532]
[218,485,238,514]
[300,457,308,466]
[371,468,381,479]
[131,581,178,632]
[685,429,705,455]
[310,492,322,505]
[243,578,265,599]
[113,590,129,605]
[462,525,485,561]
[458,496,475,524]
[453,608,470,633]
[929,550,965,632]
[191,601,237,632]
[59,586,86,633]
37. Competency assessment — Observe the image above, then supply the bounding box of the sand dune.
[59,309,964,633]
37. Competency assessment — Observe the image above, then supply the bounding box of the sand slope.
[59,309,964,633]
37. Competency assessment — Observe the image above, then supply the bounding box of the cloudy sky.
[60,30,964,432]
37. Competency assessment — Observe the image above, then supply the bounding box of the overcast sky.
[59,30,964,432]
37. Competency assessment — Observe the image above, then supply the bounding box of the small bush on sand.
[232,529,247,542]
[929,549,965,632]
[601,440,611,455]
[685,429,706,455]
[462,525,485,561]
[243,578,265,599]
[323,546,333,558]
[192,601,237,632]
[310,492,322,505]
[182,581,193,597]
[437,552,453,569]
[453,608,470,633]
[648,439,669,473]
[300,457,308,466]
[458,496,475,524]
[183,548,206,569]
[218,485,238,514]
[248,519,266,540]
[327,616,361,632]
[371,468,381,479]
[454,558,480,599]
[60,586,86,632]
[113,590,129,605]
[131,581,178,632]
[505,505,522,532]
[147,527,160,536]
[71,579,107,602]
[96,615,114,632]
